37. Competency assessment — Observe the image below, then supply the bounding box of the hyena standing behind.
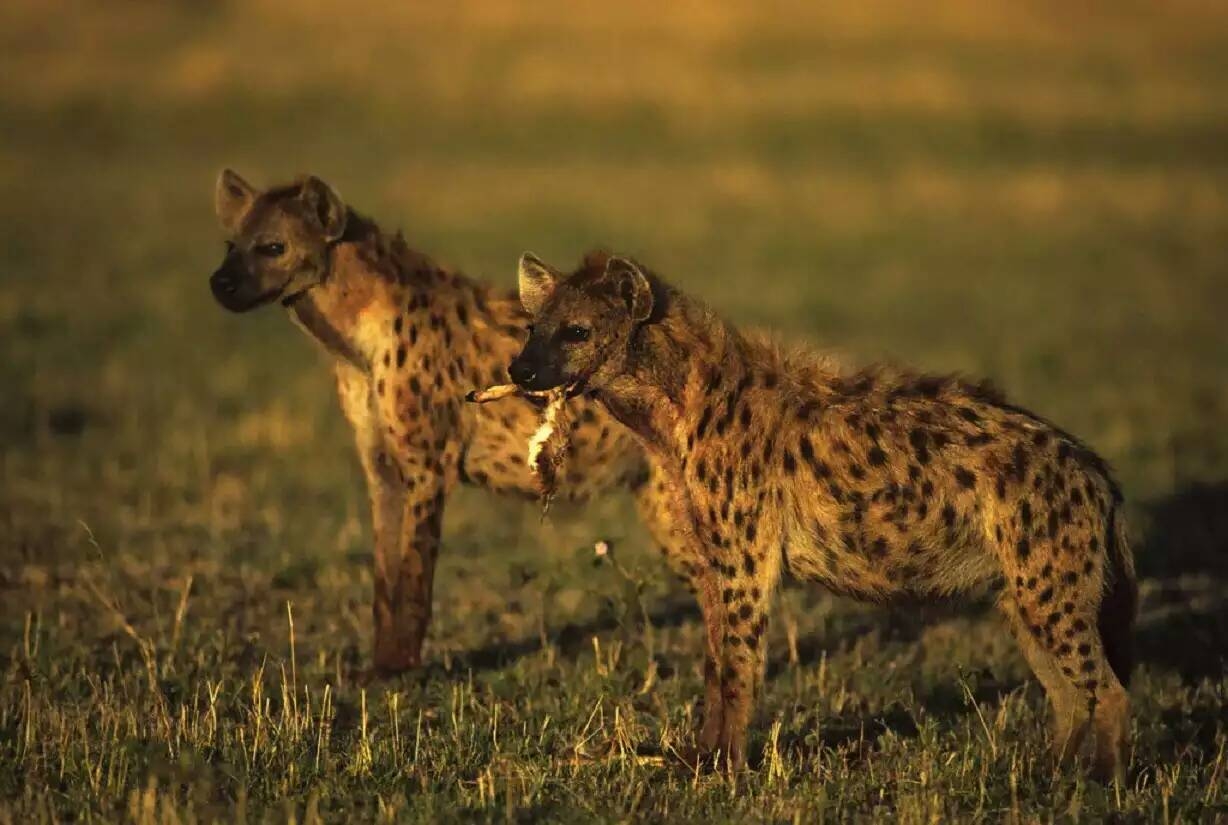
[208,171,676,674]
[508,251,1137,781]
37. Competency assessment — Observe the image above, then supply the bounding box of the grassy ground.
[2,1,1227,821]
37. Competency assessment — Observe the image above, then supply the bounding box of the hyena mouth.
[212,282,286,313]
[243,287,289,311]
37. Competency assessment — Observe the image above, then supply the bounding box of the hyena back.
[209,172,674,674]
[509,251,1137,781]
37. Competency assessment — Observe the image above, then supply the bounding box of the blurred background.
[1,1,1227,818]
[4,2,1227,493]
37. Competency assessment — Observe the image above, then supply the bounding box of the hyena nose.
[211,270,238,295]
[508,359,536,388]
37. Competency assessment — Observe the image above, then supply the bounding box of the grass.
[1,0,1227,820]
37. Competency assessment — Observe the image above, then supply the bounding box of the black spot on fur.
[696,406,713,439]
[1011,443,1029,483]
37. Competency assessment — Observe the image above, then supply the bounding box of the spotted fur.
[509,252,1137,781]
[210,172,676,673]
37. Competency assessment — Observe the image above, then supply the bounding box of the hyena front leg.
[375,473,445,673]
[715,544,780,770]
[643,476,729,759]
[336,363,445,673]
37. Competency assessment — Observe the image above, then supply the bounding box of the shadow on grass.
[1134,480,1228,682]
[1136,480,1228,579]
[407,597,702,682]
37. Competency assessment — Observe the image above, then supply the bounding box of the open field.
[2,1,1227,820]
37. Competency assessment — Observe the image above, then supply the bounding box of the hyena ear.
[605,257,653,323]
[215,169,257,233]
[299,176,347,242]
[518,252,563,317]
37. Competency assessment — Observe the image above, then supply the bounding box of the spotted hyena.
[209,171,676,674]
[508,251,1137,781]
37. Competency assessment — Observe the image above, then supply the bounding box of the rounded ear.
[518,252,563,317]
[605,257,653,323]
[215,169,257,233]
[299,176,347,242]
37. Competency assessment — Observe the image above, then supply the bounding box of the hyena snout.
[210,261,272,313]
[508,355,568,392]
[508,336,571,391]
[507,357,537,388]
[210,267,239,298]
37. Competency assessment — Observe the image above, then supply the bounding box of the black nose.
[211,271,238,295]
[508,359,536,387]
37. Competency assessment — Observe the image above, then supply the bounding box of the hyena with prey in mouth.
[506,251,1136,780]
[209,171,684,674]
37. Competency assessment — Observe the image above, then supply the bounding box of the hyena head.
[210,169,347,312]
[508,251,654,393]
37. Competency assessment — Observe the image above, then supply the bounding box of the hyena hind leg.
[1001,595,1130,783]
[1003,602,1090,764]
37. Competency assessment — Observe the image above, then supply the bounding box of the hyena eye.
[560,324,590,343]
[255,242,286,257]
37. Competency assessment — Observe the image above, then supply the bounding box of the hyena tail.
[1098,505,1138,688]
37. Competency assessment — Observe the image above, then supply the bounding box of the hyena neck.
[598,283,740,458]
[290,210,523,372]
[287,209,402,371]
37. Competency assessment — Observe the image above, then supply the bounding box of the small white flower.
[593,540,611,558]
